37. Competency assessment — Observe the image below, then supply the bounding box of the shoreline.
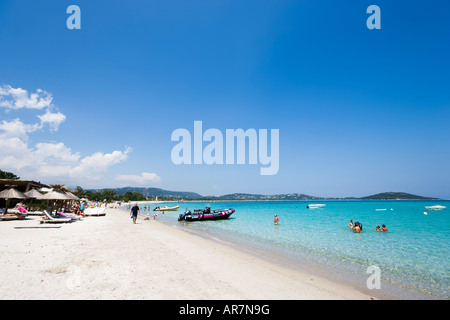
[122,199,449,204]
[122,203,438,300]
[0,208,375,300]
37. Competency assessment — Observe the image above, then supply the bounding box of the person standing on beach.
[130,203,140,224]
[274,214,280,225]
[80,201,85,217]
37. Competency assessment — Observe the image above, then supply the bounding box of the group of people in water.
[348,220,388,233]
[273,216,388,233]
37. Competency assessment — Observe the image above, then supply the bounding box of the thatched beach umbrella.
[24,189,43,198]
[24,189,43,211]
[62,191,79,211]
[37,190,71,214]
[0,187,28,215]
[64,191,79,200]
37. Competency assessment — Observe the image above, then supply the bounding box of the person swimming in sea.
[348,220,354,228]
[274,214,280,225]
[353,221,363,233]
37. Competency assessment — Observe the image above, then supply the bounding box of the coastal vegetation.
[0,170,20,180]
[80,187,440,201]
[1,170,440,202]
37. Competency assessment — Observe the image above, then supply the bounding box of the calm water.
[130,200,450,299]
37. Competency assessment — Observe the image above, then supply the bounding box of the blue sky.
[0,0,449,198]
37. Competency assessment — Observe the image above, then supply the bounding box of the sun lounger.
[5,209,28,216]
[0,212,27,221]
[0,214,22,221]
[58,212,82,220]
[26,210,44,216]
[40,210,73,224]
[84,207,106,216]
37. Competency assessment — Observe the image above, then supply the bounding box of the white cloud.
[0,118,40,140]
[0,85,138,187]
[70,148,132,178]
[116,172,162,186]
[38,110,66,132]
[0,85,53,110]
[0,129,131,183]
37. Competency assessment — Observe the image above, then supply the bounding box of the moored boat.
[178,207,235,221]
[306,204,326,209]
[425,205,446,211]
[154,205,180,212]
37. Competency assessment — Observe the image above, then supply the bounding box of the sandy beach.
[0,208,374,300]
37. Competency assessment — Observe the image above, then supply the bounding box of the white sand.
[0,208,374,300]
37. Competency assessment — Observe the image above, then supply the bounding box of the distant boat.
[154,205,180,212]
[424,205,446,211]
[307,204,326,209]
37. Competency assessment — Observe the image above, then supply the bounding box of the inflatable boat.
[307,204,326,209]
[154,205,180,212]
[178,207,235,221]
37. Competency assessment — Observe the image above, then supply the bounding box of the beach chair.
[58,212,83,220]
[0,211,27,221]
[84,207,106,217]
[26,211,44,216]
[40,210,73,224]
[0,215,22,221]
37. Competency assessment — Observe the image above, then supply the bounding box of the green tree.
[76,186,84,197]
[122,191,146,202]
[101,189,118,202]
[0,170,20,180]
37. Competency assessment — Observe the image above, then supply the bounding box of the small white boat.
[154,205,180,212]
[306,204,326,209]
[424,205,446,211]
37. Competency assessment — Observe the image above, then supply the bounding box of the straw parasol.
[62,191,79,212]
[63,191,79,200]
[37,190,71,200]
[24,189,43,211]
[0,187,28,215]
[37,190,71,214]
[24,189,43,198]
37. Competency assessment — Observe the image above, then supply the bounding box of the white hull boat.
[307,204,326,209]
[425,205,446,211]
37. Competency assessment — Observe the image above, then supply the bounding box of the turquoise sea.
[129,200,449,299]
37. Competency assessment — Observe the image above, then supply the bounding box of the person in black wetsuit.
[353,221,363,233]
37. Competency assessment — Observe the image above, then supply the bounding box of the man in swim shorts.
[130,203,140,224]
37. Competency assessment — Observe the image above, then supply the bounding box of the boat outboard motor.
[178,210,190,221]
[204,207,211,214]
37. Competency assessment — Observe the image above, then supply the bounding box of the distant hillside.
[87,187,439,201]
[204,193,323,201]
[360,192,439,200]
[91,187,203,199]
